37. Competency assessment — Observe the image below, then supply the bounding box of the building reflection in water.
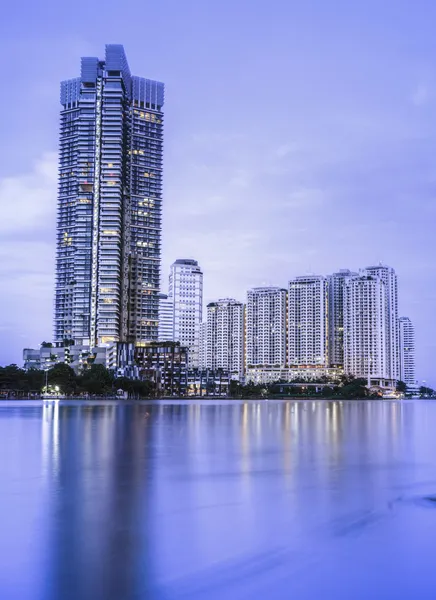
[0,398,423,600]
[40,402,157,600]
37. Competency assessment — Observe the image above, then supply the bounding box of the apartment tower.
[54,45,164,347]
[245,287,287,367]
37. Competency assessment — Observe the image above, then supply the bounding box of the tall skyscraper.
[327,269,357,367]
[288,276,328,365]
[399,316,416,387]
[245,287,287,367]
[364,264,399,379]
[54,45,164,347]
[343,274,387,380]
[206,299,244,377]
[167,259,203,367]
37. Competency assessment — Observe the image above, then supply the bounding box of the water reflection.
[1,400,436,599]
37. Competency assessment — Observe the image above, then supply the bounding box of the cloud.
[0,153,57,234]
[0,154,57,360]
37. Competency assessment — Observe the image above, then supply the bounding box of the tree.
[77,364,114,395]
[48,363,77,394]
[40,341,53,348]
[339,377,369,399]
[420,386,435,397]
[396,380,407,393]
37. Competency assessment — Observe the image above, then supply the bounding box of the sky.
[1,0,436,383]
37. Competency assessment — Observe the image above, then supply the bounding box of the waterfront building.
[23,344,111,374]
[288,276,328,366]
[167,259,203,367]
[206,299,244,378]
[187,369,230,396]
[327,269,357,367]
[399,316,416,388]
[245,287,287,368]
[157,293,174,341]
[245,365,343,385]
[364,264,399,380]
[54,45,164,347]
[343,275,388,381]
[198,321,207,370]
[135,342,188,396]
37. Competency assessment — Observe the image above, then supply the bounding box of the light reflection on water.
[1,400,436,599]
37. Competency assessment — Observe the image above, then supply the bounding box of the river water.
[1,399,436,599]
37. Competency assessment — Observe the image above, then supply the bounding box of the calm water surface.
[1,399,436,599]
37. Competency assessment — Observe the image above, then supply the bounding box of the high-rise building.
[206,299,244,377]
[364,264,399,379]
[343,275,387,380]
[327,269,357,367]
[399,316,416,387]
[157,293,173,341]
[167,259,203,367]
[198,321,207,370]
[245,287,287,367]
[288,276,328,365]
[54,45,164,347]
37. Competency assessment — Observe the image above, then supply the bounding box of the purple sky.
[1,0,435,384]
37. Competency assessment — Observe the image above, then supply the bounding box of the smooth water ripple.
[1,399,436,599]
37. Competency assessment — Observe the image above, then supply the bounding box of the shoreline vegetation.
[1,364,434,400]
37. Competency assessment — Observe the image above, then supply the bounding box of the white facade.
[399,316,416,387]
[206,299,244,377]
[168,259,203,367]
[288,276,328,366]
[246,287,287,367]
[245,366,343,385]
[327,269,357,367]
[364,264,399,379]
[198,321,207,370]
[343,275,387,379]
[157,293,174,341]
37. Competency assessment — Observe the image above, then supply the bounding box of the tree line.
[0,364,154,398]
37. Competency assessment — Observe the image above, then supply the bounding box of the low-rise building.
[135,342,188,396]
[187,369,230,397]
[245,365,343,385]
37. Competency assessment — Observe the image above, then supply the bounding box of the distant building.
[245,365,343,385]
[288,275,328,366]
[157,293,174,341]
[198,322,207,370]
[399,316,416,388]
[327,269,357,367]
[343,275,388,381]
[206,299,244,378]
[364,264,399,380]
[245,287,287,368]
[166,259,203,367]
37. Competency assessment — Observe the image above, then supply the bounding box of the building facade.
[135,342,188,396]
[157,293,174,341]
[54,45,164,348]
[364,264,399,380]
[198,321,207,370]
[288,276,328,366]
[343,275,388,380]
[327,269,357,367]
[245,287,287,368]
[206,299,244,377]
[399,316,416,388]
[167,259,203,367]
